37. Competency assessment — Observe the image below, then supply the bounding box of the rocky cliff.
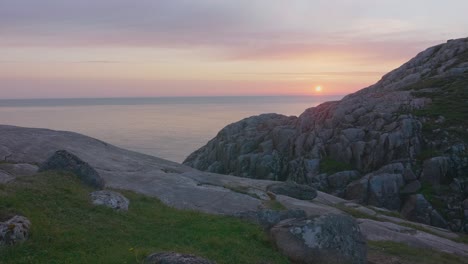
[184,37,468,231]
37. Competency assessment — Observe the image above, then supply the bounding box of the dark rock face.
[0,215,31,246]
[235,209,306,229]
[266,182,317,200]
[401,194,448,229]
[184,37,468,231]
[39,150,105,189]
[144,252,215,264]
[270,214,367,264]
[90,190,129,211]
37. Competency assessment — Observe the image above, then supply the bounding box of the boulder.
[270,214,367,264]
[344,176,369,203]
[327,170,361,189]
[400,180,422,194]
[368,173,404,210]
[235,209,306,229]
[0,215,31,246]
[90,190,129,211]
[39,150,105,189]
[144,252,215,264]
[266,182,317,200]
[421,157,452,185]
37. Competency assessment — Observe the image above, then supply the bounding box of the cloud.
[1,0,466,61]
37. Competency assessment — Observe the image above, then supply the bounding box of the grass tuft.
[319,157,354,175]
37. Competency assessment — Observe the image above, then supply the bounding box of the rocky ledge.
[184,37,468,232]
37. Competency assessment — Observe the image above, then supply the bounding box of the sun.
[315,86,323,92]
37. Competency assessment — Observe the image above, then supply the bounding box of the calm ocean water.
[0,96,342,163]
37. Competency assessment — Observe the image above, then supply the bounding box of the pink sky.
[1,1,467,99]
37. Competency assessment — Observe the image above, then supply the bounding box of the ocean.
[0,96,342,163]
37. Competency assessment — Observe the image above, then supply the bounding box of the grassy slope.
[368,241,468,264]
[0,172,288,264]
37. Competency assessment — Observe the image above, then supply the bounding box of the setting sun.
[315,86,323,92]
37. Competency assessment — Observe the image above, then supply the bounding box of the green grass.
[319,157,354,174]
[0,172,289,264]
[262,199,286,211]
[368,241,468,264]
[410,74,468,140]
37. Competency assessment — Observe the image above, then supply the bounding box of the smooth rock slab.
[0,170,14,184]
[0,215,31,246]
[358,218,468,257]
[39,150,105,189]
[270,214,367,264]
[266,182,317,200]
[0,163,38,177]
[235,209,306,229]
[90,190,129,211]
[144,252,215,264]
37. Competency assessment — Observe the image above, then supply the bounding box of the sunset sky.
[1,1,468,99]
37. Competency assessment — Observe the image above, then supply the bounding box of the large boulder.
[327,170,361,190]
[421,157,453,185]
[0,215,31,246]
[90,190,129,211]
[144,252,215,264]
[266,182,317,200]
[39,150,105,189]
[367,173,405,210]
[270,214,367,264]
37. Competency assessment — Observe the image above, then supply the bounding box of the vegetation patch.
[0,172,288,264]
[262,199,286,211]
[410,74,468,139]
[319,157,354,174]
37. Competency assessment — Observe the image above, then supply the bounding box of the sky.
[1,1,468,99]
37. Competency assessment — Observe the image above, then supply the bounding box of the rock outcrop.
[144,252,215,264]
[270,214,367,264]
[90,190,130,211]
[185,37,468,231]
[0,216,31,246]
[39,150,105,189]
[1,125,468,261]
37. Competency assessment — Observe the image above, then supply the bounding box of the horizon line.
[0,93,347,101]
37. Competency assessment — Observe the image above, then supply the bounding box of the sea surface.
[0,96,343,163]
